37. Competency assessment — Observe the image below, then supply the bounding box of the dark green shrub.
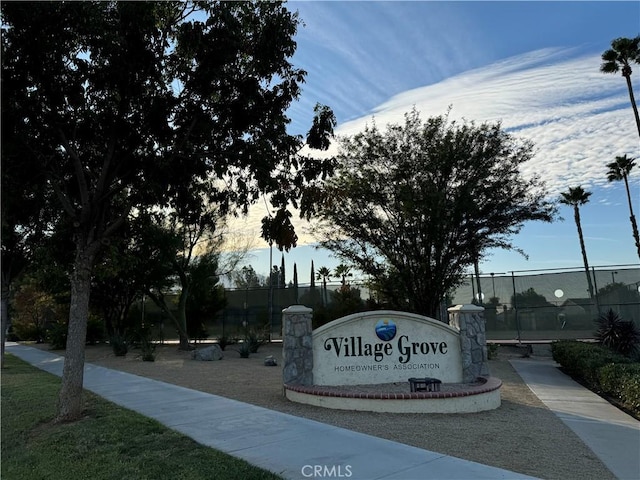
[187,320,209,344]
[552,340,639,417]
[552,340,631,383]
[311,306,330,329]
[11,282,57,343]
[329,285,365,320]
[620,366,640,412]
[615,321,640,358]
[552,340,586,374]
[110,334,128,356]
[594,309,640,357]
[46,322,68,350]
[140,345,155,361]
[598,363,640,413]
[236,341,251,358]
[582,348,628,385]
[86,316,106,345]
[487,343,499,360]
[136,328,156,362]
[12,321,47,343]
[576,350,623,386]
[246,328,267,354]
[217,335,230,351]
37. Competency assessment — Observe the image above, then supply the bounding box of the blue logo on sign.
[375,319,397,341]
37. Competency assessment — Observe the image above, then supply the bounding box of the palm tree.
[600,36,640,138]
[607,154,640,259]
[334,264,353,286]
[560,187,595,300]
[316,266,332,306]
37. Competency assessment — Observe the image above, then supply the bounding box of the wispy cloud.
[229,47,640,250]
[334,48,639,196]
[289,1,493,131]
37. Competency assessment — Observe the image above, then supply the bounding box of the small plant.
[236,341,251,358]
[110,333,128,357]
[521,344,533,358]
[487,343,499,360]
[137,329,156,362]
[141,345,156,362]
[246,329,267,353]
[594,309,640,357]
[217,335,231,351]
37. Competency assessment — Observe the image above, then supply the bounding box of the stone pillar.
[282,305,313,386]
[448,304,489,382]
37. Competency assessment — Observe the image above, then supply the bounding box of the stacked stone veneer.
[448,304,489,383]
[282,305,313,386]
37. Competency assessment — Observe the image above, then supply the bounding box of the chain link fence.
[449,266,639,341]
[149,265,639,342]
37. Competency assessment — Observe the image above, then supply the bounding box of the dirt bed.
[53,343,615,480]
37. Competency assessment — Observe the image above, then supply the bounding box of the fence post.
[282,305,313,387]
[592,266,601,314]
[511,272,521,343]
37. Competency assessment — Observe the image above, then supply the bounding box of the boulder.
[192,345,223,361]
[264,355,278,366]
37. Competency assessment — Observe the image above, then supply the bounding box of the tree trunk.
[323,279,327,307]
[177,326,190,350]
[145,290,191,350]
[624,74,640,138]
[474,258,483,305]
[56,243,95,422]
[1,272,10,369]
[629,214,640,261]
[622,175,640,259]
[574,206,595,300]
[176,287,191,351]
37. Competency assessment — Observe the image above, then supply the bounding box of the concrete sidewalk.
[7,343,535,480]
[510,358,640,480]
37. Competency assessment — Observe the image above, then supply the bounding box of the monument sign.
[312,311,463,385]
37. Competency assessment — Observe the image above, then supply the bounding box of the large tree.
[232,266,266,289]
[606,154,640,259]
[1,72,50,367]
[559,186,595,301]
[2,1,333,421]
[313,110,556,318]
[90,235,146,340]
[0,157,45,367]
[601,36,640,138]
[134,206,229,351]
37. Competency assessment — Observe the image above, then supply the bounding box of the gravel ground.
[66,343,615,480]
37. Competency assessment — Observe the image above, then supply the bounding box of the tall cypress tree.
[310,260,316,288]
[280,254,286,287]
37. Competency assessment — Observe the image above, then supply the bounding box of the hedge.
[551,340,639,417]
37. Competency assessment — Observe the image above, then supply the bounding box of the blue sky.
[226,1,640,286]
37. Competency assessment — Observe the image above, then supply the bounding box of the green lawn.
[1,354,283,480]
